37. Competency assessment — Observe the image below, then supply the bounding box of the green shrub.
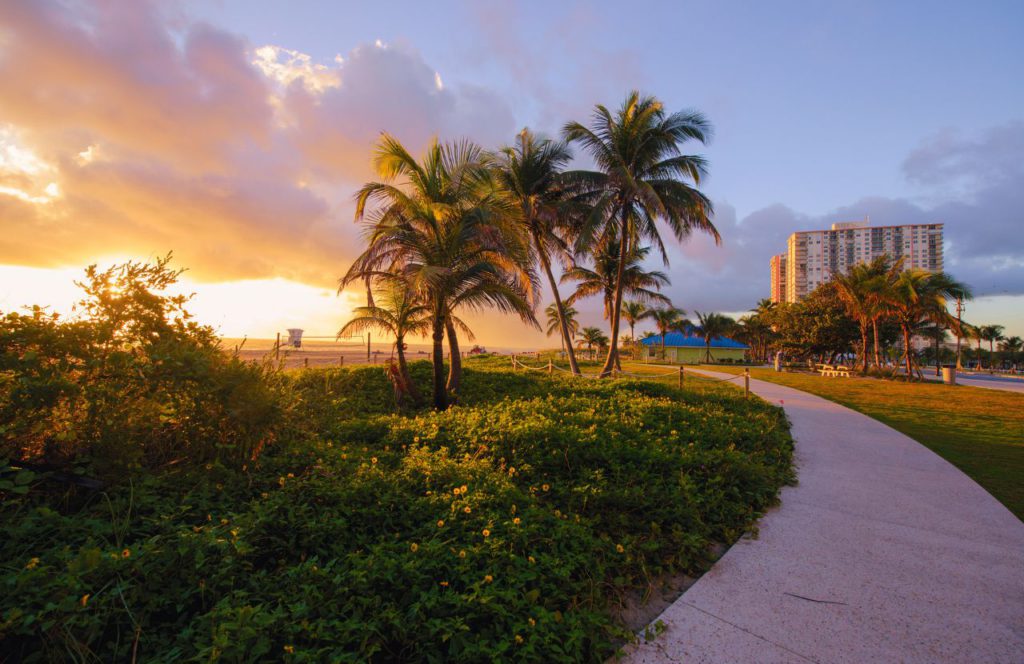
[0,257,292,478]
[1,363,793,662]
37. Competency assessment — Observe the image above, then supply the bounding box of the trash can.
[941,365,956,385]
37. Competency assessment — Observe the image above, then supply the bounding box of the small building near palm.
[640,332,749,364]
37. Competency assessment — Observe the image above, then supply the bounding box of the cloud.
[655,122,1024,312]
[0,0,515,287]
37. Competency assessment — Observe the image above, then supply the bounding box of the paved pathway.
[621,369,1024,663]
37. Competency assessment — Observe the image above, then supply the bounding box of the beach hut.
[640,331,748,364]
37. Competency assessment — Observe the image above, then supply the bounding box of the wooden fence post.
[275,332,280,362]
[304,357,309,368]
[744,368,750,397]
[678,365,684,389]
[548,359,553,375]
[340,355,344,367]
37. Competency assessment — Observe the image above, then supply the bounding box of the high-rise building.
[775,219,944,303]
[769,254,787,303]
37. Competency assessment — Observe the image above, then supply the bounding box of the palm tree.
[339,279,431,401]
[1000,335,1022,368]
[577,326,609,358]
[344,135,538,410]
[494,128,583,375]
[736,315,773,364]
[545,302,579,354]
[970,323,985,369]
[832,257,892,374]
[884,270,971,380]
[621,301,649,359]
[562,242,671,320]
[694,311,736,363]
[564,91,719,376]
[979,325,1005,370]
[647,306,687,357]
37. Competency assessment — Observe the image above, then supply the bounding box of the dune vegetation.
[0,260,794,662]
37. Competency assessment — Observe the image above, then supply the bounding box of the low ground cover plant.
[2,269,794,662]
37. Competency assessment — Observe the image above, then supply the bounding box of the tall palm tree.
[545,302,579,354]
[736,315,773,364]
[694,311,736,363]
[494,128,583,375]
[647,306,688,358]
[1000,335,1022,368]
[884,270,971,380]
[564,91,719,376]
[832,257,891,374]
[970,323,985,369]
[562,242,671,320]
[577,326,609,358]
[344,135,538,409]
[339,279,431,401]
[621,301,649,359]
[979,325,1005,370]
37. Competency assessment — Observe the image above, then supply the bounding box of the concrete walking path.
[621,370,1024,663]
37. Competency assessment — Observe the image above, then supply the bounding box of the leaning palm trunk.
[601,212,629,377]
[446,318,461,398]
[902,325,914,380]
[431,312,448,410]
[395,334,420,401]
[537,247,580,375]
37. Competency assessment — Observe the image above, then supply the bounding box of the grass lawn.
[682,363,1024,521]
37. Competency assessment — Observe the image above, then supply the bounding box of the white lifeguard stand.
[286,328,304,349]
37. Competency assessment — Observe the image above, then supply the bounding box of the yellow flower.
[121,549,131,558]
[458,550,467,559]
[513,518,521,525]
[80,594,90,607]
[414,436,420,443]
[230,529,239,537]
[205,463,212,470]
[616,544,625,554]
[287,472,295,478]
[484,574,493,583]
[528,617,536,627]
[508,466,516,475]
[25,557,39,570]
[278,477,286,487]
[528,556,536,564]
[515,634,524,644]
[220,518,229,525]
[510,504,517,514]
[453,487,461,495]
[542,483,550,492]
[326,441,333,448]
[460,484,468,494]
[261,492,269,499]
[463,506,472,514]
[284,645,295,654]
[437,520,445,528]
[553,510,561,518]
[370,457,378,464]
[439,580,449,587]
[410,543,419,552]
[482,529,490,537]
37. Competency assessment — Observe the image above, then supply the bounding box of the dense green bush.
[1,359,793,662]
[0,257,292,477]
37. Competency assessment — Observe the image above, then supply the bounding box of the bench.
[817,364,851,378]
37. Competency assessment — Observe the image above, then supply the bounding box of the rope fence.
[509,355,751,396]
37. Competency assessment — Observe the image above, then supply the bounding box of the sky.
[1,0,1022,346]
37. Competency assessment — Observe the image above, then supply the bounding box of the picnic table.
[817,364,851,377]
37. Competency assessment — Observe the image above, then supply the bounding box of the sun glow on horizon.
[0,263,361,339]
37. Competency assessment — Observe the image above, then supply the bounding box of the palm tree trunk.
[431,313,447,410]
[977,338,983,369]
[902,325,914,380]
[536,241,580,375]
[872,318,881,369]
[445,318,461,398]
[989,340,995,371]
[600,211,629,377]
[933,333,941,377]
[396,334,419,401]
[629,322,636,360]
[860,322,869,374]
